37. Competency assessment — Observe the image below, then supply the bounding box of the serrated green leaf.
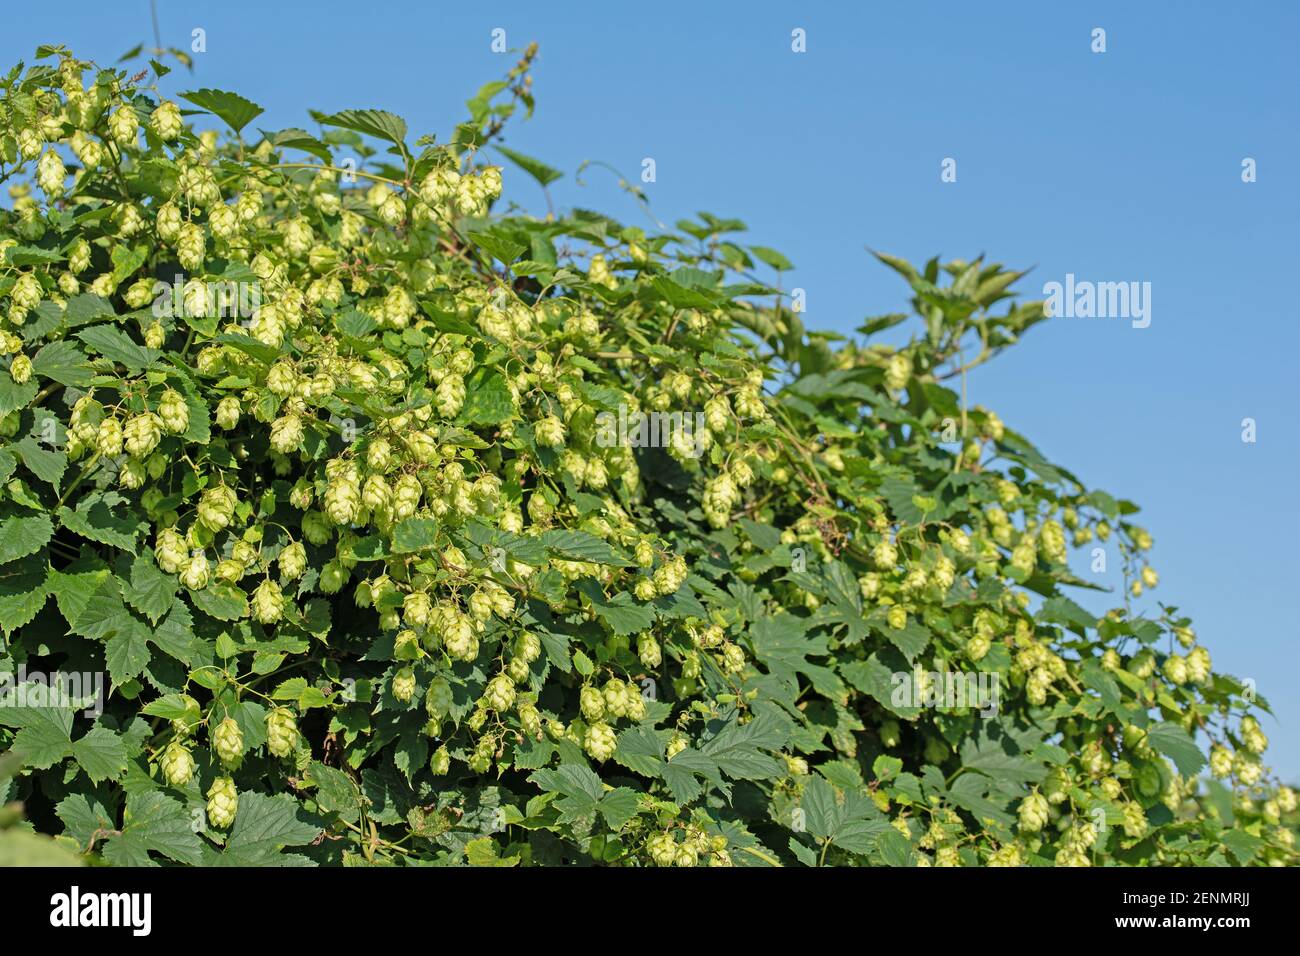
[187,583,248,621]
[102,791,202,866]
[0,555,50,634]
[178,87,264,133]
[875,827,915,866]
[1147,721,1207,777]
[76,324,160,371]
[0,694,73,769]
[799,776,890,856]
[3,244,64,267]
[308,761,363,823]
[205,792,321,866]
[30,340,93,386]
[126,549,177,623]
[11,436,66,488]
[542,530,629,565]
[0,377,38,417]
[70,726,128,783]
[104,611,152,687]
[260,127,332,163]
[58,491,146,553]
[494,145,563,187]
[390,516,439,554]
[0,510,53,565]
[321,109,408,152]
[457,368,516,426]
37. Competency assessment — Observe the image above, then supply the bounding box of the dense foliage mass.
[0,46,1294,867]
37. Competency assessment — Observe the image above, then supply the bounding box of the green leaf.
[467,229,526,265]
[206,792,321,866]
[102,791,202,866]
[1147,721,1207,777]
[698,708,789,781]
[58,491,147,553]
[872,754,904,782]
[151,600,198,663]
[494,145,563,187]
[12,436,66,488]
[187,583,248,621]
[76,324,160,371]
[109,243,147,286]
[958,726,1047,785]
[0,377,38,417]
[0,829,85,866]
[178,88,264,133]
[0,694,72,769]
[215,332,280,364]
[30,340,93,386]
[879,476,924,525]
[62,293,116,327]
[528,764,635,833]
[840,651,922,719]
[141,693,201,721]
[575,582,655,636]
[391,516,440,554]
[228,700,269,751]
[70,726,128,783]
[464,835,521,866]
[1040,596,1097,631]
[126,549,177,624]
[614,724,668,778]
[0,555,50,634]
[1220,828,1262,865]
[458,368,516,425]
[321,109,408,152]
[876,613,930,663]
[56,791,117,847]
[749,245,794,271]
[1080,659,1128,718]
[748,612,842,698]
[308,761,363,823]
[800,776,889,856]
[46,559,110,621]
[875,827,915,866]
[181,387,211,444]
[0,510,53,565]
[3,244,64,267]
[334,309,377,340]
[946,771,1015,826]
[647,275,719,309]
[541,530,630,566]
[260,127,332,163]
[597,787,640,830]
[104,611,153,687]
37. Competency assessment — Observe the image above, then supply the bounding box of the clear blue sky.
[5,1,1297,780]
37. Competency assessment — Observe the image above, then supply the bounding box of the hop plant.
[429,745,451,775]
[1018,792,1050,833]
[583,721,618,762]
[392,667,416,703]
[150,100,183,140]
[213,717,245,768]
[484,674,516,712]
[266,707,299,758]
[159,741,195,787]
[206,776,239,829]
[252,579,285,624]
[157,388,190,434]
[0,45,1279,872]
